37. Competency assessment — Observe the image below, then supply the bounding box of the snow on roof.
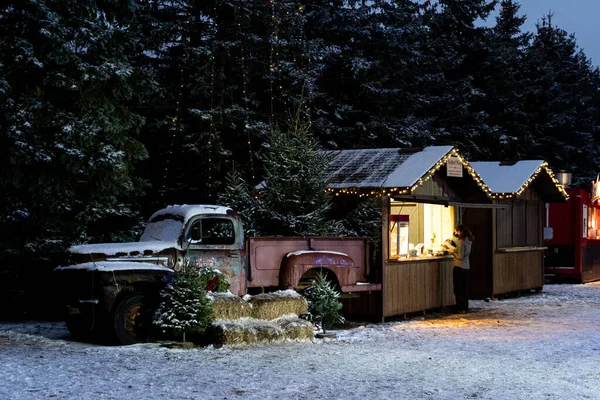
[470,160,545,194]
[324,146,454,189]
[69,240,180,255]
[384,146,454,188]
[55,261,173,273]
[148,204,233,224]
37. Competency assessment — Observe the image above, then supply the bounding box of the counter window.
[587,204,600,239]
[389,202,455,259]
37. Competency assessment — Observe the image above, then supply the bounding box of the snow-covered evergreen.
[302,272,345,334]
[219,115,345,236]
[153,265,213,341]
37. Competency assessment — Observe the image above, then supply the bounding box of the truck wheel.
[112,294,153,345]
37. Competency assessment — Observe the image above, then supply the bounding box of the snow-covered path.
[2,283,600,400]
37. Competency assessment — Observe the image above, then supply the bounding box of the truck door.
[185,216,245,295]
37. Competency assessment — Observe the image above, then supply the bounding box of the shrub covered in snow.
[153,266,213,342]
[302,273,345,333]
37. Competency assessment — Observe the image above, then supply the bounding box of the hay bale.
[209,292,252,320]
[253,323,283,342]
[206,321,253,346]
[247,290,308,321]
[206,316,313,346]
[274,315,314,341]
[208,318,283,346]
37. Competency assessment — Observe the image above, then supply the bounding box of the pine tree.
[153,264,213,342]
[421,0,498,158]
[0,0,151,318]
[303,272,345,334]
[0,0,150,254]
[521,15,600,184]
[217,168,262,236]
[217,110,346,236]
[473,0,532,160]
[130,0,220,208]
[304,1,433,149]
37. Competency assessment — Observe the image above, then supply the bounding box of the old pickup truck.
[55,204,381,344]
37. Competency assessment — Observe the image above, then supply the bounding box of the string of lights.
[324,149,569,201]
[274,3,286,110]
[269,0,276,123]
[298,4,311,120]
[206,4,219,199]
[161,6,192,199]
[237,4,255,181]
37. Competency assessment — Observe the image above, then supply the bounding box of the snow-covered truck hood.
[68,240,181,257]
[64,240,181,268]
[55,261,174,273]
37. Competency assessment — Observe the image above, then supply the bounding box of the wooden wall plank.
[383,259,454,318]
[493,251,543,295]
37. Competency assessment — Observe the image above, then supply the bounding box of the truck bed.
[247,236,376,291]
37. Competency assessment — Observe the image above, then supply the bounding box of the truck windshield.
[139,215,184,242]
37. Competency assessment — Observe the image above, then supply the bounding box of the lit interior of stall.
[389,202,455,259]
[587,203,600,239]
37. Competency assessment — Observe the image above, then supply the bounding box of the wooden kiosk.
[325,146,493,320]
[467,161,569,299]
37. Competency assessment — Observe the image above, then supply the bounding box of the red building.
[545,174,600,283]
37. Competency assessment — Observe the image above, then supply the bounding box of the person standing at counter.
[451,224,473,314]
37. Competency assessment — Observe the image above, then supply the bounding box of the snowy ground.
[2,283,600,400]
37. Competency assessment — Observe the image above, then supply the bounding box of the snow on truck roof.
[148,204,233,224]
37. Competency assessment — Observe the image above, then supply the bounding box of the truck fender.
[279,250,356,290]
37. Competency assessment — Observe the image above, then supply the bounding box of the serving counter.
[382,255,455,320]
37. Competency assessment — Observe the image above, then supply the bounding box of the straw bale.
[253,323,283,342]
[208,319,281,346]
[274,315,314,341]
[213,323,256,345]
[247,290,308,321]
[207,316,313,346]
[209,293,252,320]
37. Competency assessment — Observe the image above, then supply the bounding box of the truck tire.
[112,293,153,345]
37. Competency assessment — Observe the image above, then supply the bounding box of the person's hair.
[455,224,473,241]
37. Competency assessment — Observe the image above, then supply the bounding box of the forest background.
[1,0,599,318]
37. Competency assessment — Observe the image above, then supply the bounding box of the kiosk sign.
[446,156,463,177]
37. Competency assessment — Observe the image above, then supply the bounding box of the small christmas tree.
[153,264,213,343]
[217,111,346,237]
[303,272,345,334]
